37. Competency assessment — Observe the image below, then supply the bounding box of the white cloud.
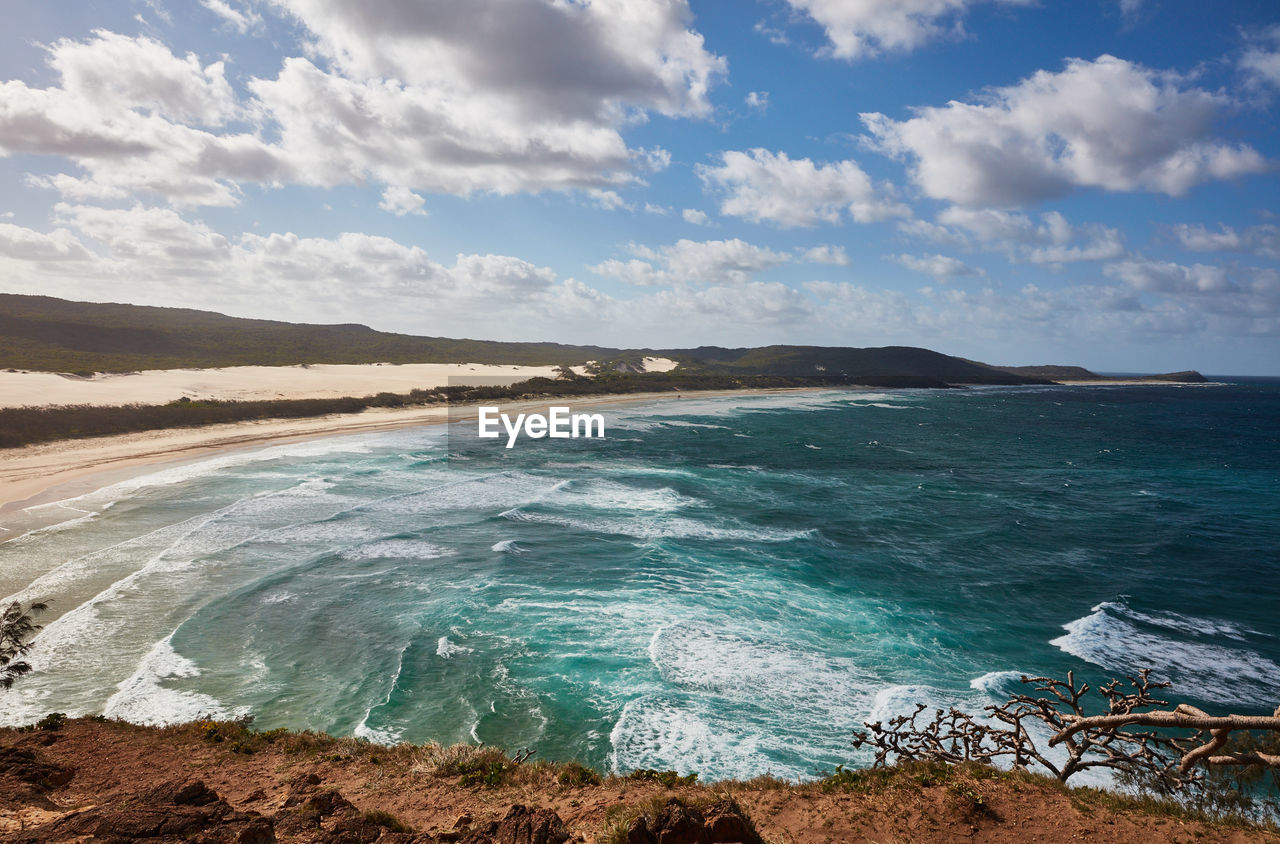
[201,0,264,33]
[800,244,850,265]
[27,173,130,201]
[270,0,724,119]
[1103,258,1280,324]
[1106,259,1237,295]
[780,0,1032,60]
[643,203,670,215]
[47,29,239,126]
[54,202,232,265]
[862,55,1268,206]
[587,189,630,211]
[1118,0,1144,19]
[698,148,908,228]
[592,238,792,286]
[379,186,427,217]
[682,208,710,225]
[243,0,723,197]
[1171,223,1280,259]
[0,223,94,262]
[0,5,726,205]
[746,90,769,111]
[929,207,1126,264]
[7,201,1278,349]
[890,252,983,279]
[0,31,290,206]
[896,218,969,247]
[1240,27,1280,91]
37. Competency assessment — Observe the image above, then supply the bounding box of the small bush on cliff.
[363,809,413,833]
[35,712,67,731]
[626,768,698,787]
[557,761,603,786]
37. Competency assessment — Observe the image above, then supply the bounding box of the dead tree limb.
[851,669,1279,789]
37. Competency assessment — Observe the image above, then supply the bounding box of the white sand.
[640,356,678,373]
[0,386,816,533]
[0,363,569,409]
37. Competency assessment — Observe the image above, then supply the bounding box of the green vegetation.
[35,712,67,731]
[0,600,49,690]
[626,768,699,787]
[0,293,625,371]
[362,809,413,834]
[0,294,1048,384]
[557,761,603,786]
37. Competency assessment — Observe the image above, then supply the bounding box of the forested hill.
[1,293,1038,383]
[0,294,624,372]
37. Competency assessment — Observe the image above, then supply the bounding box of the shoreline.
[0,377,1218,537]
[0,387,817,536]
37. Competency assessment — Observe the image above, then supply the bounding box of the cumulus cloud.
[591,238,792,286]
[0,4,726,205]
[800,244,850,265]
[1106,258,1238,295]
[1104,258,1280,326]
[890,252,983,279]
[46,29,239,126]
[745,90,769,111]
[0,31,290,206]
[1240,27,1280,91]
[6,201,1277,350]
[201,0,263,33]
[920,207,1126,264]
[1171,223,1280,259]
[243,0,724,196]
[682,208,710,225]
[379,186,427,217]
[780,0,1032,60]
[698,148,908,227]
[0,223,95,262]
[862,55,1269,206]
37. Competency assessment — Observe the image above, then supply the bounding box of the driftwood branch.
[851,669,1280,789]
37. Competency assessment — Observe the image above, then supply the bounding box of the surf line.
[477,406,605,449]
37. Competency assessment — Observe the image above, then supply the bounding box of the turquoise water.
[2,383,1278,782]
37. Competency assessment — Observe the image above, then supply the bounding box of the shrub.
[558,761,603,787]
[35,712,67,731]
[626,769,698,787]
[363,809,413,833]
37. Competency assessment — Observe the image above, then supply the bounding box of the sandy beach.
[0,371,1200,535]
[0,386,796,536]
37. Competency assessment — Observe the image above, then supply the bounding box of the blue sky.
[1,1,1278,374]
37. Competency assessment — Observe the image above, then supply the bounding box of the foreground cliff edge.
[1,718,1274,843]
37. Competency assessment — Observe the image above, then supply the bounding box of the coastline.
[0,377,1215,536]
[0,387,817,536]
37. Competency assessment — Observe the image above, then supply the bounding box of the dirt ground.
[1,719,1275,843]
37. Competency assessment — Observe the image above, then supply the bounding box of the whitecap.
[339,539,454,561]
[491,539,526,554]
[500,509,814,543]
[102,634,245,726]
[1050,602,1280,706]
[437,636,474,658]
[968,670,1027,696]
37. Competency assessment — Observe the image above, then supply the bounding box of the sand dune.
[0,363,569,409]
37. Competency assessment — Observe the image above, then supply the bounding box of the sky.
[1,1,1278,374]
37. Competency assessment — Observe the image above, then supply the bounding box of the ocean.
[2,381,1278,782]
